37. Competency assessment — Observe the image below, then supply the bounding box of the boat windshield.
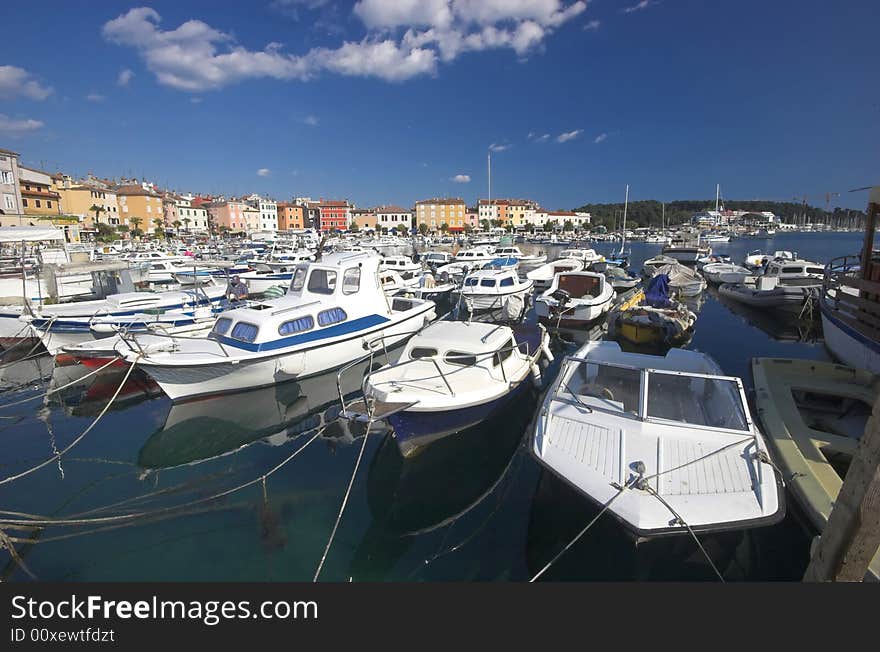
[563,360,750,432]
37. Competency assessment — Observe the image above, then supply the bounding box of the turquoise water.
[0,232,862,581]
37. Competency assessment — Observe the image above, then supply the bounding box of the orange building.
[277,202,305,230]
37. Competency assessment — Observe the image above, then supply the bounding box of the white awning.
[0,226,66,243]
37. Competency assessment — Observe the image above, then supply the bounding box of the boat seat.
[558,275,601,298]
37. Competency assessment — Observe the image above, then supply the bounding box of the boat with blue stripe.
[122,252,437,402]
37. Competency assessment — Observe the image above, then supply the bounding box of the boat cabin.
[554,272,607,299]
[463,269,521,291]
[208,252,415,352]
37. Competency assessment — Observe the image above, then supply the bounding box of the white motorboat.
[662,233,711,263]
[532,340,784,537]
[459,269,533,312]
[493,246,548,267]
[21,283,230,354]
[361,321,551,456]
[380,255,422,281]
[454,247,496,266]
[526,258,585,290]
[743,250,797,270]
[421,251,455,269]
[557,248,604,266]
[238,266,294,294]
[760,258,825,286]
[535,271,614,327]
[701,262,753,285]
[121,252,437,402]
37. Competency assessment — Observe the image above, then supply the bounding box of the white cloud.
[556,129,583,142]
[117,68,134,86]
[190,97,202,104]
[0,66,53,101]
[304,114,319,126]
[86,93,106,102]
[528,132,551,142]
[623,1,653,13]
[583,19,600,30]
[451,174,470,183]
[489,142,511,152]
[355,0,453,30]
[257,168,271,176]
[594,132,607,143]
[103,4,588,90]
[0,114,44,136]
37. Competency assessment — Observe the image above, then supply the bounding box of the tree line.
[572,199,867,230]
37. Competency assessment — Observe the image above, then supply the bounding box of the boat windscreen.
[646,372,748,431]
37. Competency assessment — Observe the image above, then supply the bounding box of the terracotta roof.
[113,184,161,197]
[376,205,410,213]
[415,198,465,205]
[0,148,20,157]
[319,200,349,207]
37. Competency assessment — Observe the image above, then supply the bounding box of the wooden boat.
[532,341,784,538]
[751,357,879,580]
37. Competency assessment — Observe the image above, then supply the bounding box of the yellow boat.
[751,357,880,580]
[610,289,696,347]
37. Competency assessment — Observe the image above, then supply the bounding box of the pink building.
[206,199,259,233]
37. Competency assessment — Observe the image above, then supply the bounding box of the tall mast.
[715,183,720,213]
[487,151,492,216]
[619,184,629,256]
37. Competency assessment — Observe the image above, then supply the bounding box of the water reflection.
[349,385,538,580]
[708,286,821,342]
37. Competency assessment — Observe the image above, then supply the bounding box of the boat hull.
[137,307,434,402]
[389,376,531,457]
[820,298,880,375]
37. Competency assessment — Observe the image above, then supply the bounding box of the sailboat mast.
[715,183,720,213]
[619,184,629,255]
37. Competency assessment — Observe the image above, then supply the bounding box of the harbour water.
[0,231,862,581]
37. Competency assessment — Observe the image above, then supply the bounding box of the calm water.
[0,232,863,581]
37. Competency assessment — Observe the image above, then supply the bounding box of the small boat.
[459,269,533,312]
[122,252,437,402]
[743,249,797,270]
[603,265,640,292]
[380,255,423,280]
[535,271,614,327]
[421,251,455,269]
[532,340,784,538]
[557,248,604,265]
[493,246,547,267]
[362,321,552,457]
[701,262,753,285]
[609,276,697,347]
[23,284,230,355]
[662,232,711,263]
[482,256,520,272]
[238,266,295,294]
[648,262,707,296]
[526,258,585,290]
[642,255,679,277]
[718,276,818,311]
[752,357,879,580]
[453,247,496,266]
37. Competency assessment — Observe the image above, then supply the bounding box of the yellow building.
[52,174,120,229]
[415,198,466,231]
[115,183,164,233]
[19,167,61,216]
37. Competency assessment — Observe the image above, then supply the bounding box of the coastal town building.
[247,194,278,232]
[318,199,351,232]
[205,199,259,234]
[350,207,376,231]
[0,148,24,227]
[415,198,466,231]
[375,205,412,231]
[277,202,305,230]
[114,181,163,233]
[52,174,120,232]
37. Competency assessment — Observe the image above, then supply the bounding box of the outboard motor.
[550,288,572,308]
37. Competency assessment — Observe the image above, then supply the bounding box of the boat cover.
[645,273,672,308]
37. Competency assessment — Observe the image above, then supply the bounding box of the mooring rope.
[0,356,121,410]
[529,481,630,582]
[0,355,142,487]
[0,425,325,531]
[313,418,374,582]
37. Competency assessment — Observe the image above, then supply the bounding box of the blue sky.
[1,1,877,210]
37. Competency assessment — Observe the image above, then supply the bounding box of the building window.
[3,194,16,211]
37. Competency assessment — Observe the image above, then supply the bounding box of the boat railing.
[340,337,535,417]
[822,255,880,342]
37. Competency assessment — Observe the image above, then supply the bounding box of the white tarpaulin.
[0,226,66,243]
